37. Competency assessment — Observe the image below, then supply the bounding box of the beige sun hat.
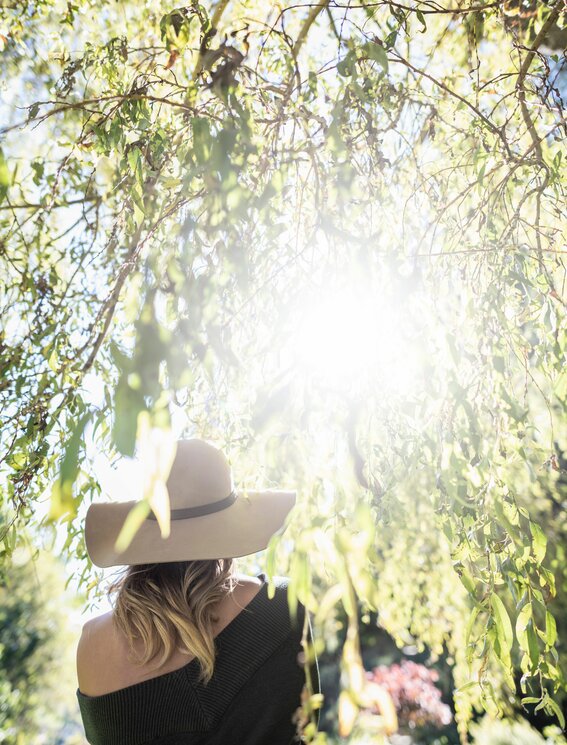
[85,439,296,568]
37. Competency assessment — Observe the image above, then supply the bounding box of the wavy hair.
[107,558,235,684]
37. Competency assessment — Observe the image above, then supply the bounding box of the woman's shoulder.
[230,573,293,610]
[76,610,124,695]
[76,573,273,696]
[78,605,123,650]
[234,573,263,592]
[77,610,115,656]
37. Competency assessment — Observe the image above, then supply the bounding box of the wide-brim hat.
[85,439,296,568]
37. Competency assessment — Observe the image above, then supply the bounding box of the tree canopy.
[0,0,566,740]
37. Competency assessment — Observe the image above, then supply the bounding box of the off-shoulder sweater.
[77,574,319,745]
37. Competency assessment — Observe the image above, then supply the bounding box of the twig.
[0,196,101,211]
[390,52,516,161]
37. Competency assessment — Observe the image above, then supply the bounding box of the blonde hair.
[107,559,235,684]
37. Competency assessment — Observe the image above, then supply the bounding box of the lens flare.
[292,288,421,393]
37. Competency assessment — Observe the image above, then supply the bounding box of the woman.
[76,439,319,745]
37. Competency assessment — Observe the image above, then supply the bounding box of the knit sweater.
[77,575,319,745]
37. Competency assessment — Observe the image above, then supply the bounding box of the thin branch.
[80,192,191,375]
[515,0,564,161]
[282,1,501,16]
[0,93,197,136]
[292,0,330,61]
[211,0,231,29]
[516,0,564,90]
[0,196,101,211]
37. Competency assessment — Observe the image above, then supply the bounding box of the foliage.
[0,540,84,744]
[470,715,567,745]
[0,0,566,740]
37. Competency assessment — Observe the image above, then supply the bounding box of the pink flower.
[365,660,452,729]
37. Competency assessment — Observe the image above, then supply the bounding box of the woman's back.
[77,575,264,696]
[77,574,317,745]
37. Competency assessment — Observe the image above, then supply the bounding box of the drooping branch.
[0,196,101,211]
[516,0,564,90]
[515,0,564,161]
[292,0,331,61]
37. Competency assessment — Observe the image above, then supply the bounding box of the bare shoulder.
[76,611,117,691]
[78,610,114,648]
[233,573,263,599]
[214,573,261,621]
[234,573,263,588]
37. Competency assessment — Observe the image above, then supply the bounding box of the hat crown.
[166,439,233,509]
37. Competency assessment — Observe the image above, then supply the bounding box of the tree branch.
[292,0,330,61]
[515,0,564,162]
[0,196,101,211]
[391,52,516,161]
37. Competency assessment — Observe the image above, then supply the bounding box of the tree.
[0,1,565,740]
[0,541,84,744]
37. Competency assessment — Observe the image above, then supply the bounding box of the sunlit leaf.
[49,413,91,520]
[0,148,10,204]
[364,41,389,72]
[544,610,557,647]
[529,521,547,564]
[114,500,151,553]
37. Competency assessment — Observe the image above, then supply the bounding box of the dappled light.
[0,0,566,743]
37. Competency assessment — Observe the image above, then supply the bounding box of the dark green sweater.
[77,575,319,745]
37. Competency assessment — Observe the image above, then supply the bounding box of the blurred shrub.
[367,660,453,730]
[0,545,83,744]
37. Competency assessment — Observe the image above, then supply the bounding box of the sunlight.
[292,287,421,393]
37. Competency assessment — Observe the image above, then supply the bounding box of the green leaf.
[465,604,481,663]
[2,524,17,557]
[529,521,547,563]
[315,583,343,627]
[527,621,540,668]
[0,148,10,204]
[127,147,143,182]
[493,355,505,373]
[48,346,58,373]
[60,416,90,484]
[337,55,353,78]
[159,9,194,51]
[192,117,212,166]
[49,412,91,520]
[516,601,532,651]
[131,184,145,226]
[364,41,389,72]
[545,610,557,646]
[491,592,513,653]
[544,695,566,730]
[455,680,480,693]
[500,386,528,422]
[416,10,427,32]
[534,690,549,713]
[458,566,476,595]
[113,378,146,456]
[264,531,279,600]
[28,102,40,120]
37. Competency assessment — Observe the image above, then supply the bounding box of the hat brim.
[85,490,296,568]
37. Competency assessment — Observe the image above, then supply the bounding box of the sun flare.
[292,288,421,393]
